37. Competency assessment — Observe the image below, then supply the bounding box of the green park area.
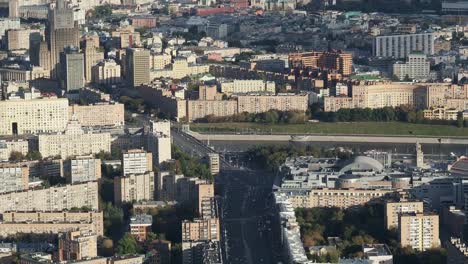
[189,122,468,137]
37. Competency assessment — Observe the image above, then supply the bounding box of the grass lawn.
[189,122,468,137]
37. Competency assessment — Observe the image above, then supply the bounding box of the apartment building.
[373,33,435,58]
[156,171,185,201]
[58,230,98,261]
[324,83,427,112]
[129,214,153,241]
[181,218,220,242]
[151,58,210,79]
[78,87,111,103]
[0,91,69,136]
[237,94,309,113]
[286,188,393,209]
[69,103,125,128]
[150,53,172,70]
[0,181,99,213]
[186,100,238,121]
[0,138,28,161]
[385,200,424,230]
[146,121,171,165]
[91,59,122,85]
[38,118,111,159]
[0,163,29,194]
[0,211,103,237]
[122,149,153,176]
[289,50,353,76]
[393,53,430,81]
[64,155,102,184]
[114,172,155,204]
[6,29,32,50]
[398,213,440,251]
[220,79,276,94]
[112,26,141,49]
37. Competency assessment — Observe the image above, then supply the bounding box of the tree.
[9,151,24,162]
[116,233,140,255]
[92,5,112,19]
[26,151,42,161]
[457,112,464,128]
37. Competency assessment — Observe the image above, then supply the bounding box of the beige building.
[423,107,459,120]
[151,58,209,79]
[146,122,171,165]
[0,91,69,136]
[69,103,125,127]
[6,29,32,50]
[112,26,141,49]
[82,38,104,84]
[385,200,424,230]
[181,218,220,241]
[91,59,121,85]
[237,94,309,113]
[114,172,155,204]
[150,53,172,70]
[58,230,98,261]
[186,100,238,121]
[286,188,393,209]
[122,149,153,176]
[0,181,99,213]
[393,53,430,81]
[399,213,440,251]
[64,155,102,184]
[0,163,29,194]
[79,87,111,103]
[220,79,276,94]
[0,138,29,161]
[324,83,427,112]
[38,118,111,159]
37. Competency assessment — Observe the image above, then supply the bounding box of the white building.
[373,33,435,59]
[91,59,121,85]
[393,53,430,81]
[38,118,111,159]
[65,155,102,183]
[122,149,153,176]
[220,79,276,94]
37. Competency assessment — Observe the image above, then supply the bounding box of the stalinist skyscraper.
[47,0,79,79]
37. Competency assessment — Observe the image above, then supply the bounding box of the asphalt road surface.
[171,129,283,264]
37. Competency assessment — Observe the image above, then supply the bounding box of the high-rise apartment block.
[126,48,150,87]
[385,200,424,230]
[372,33,435,59]
[0,163,29,194]
[64,155,102,184]
[398,213,440,251]
[220,79,276,94]
[114,172,155,204]
[0,211,104,237]
[0,91,69,136]
[122,149,153,176]
[60,46,84,91]
[38,118,111,159]
[393,53,430,81]
[58,230,98,261]
[0,181,99,213]
[146,120,171,165]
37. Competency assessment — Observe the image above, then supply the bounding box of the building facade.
[399,213,440,251]
[373,33,435,59]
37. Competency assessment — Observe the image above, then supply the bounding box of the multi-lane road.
[171,129,283,264]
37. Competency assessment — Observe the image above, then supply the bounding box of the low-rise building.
[58,230,98,261]
[362,244,393,264]
[129,214,153,242]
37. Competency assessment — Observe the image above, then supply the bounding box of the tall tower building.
[81,38,100,84]
[60,46,84,92]
[47,0,80,79]
[9,0,20,18]
[125,48,150,87]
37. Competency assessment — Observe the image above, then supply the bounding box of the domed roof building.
[339,156,384,174]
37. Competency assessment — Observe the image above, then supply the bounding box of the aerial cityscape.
[1,0,468,263]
